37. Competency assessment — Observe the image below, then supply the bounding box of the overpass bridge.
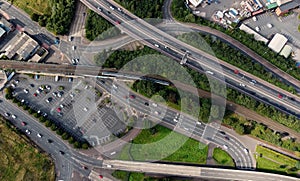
[102,159,299,181]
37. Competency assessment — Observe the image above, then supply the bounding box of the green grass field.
[11,0,51,16]
[256,146,300,175]
[0,118,55,181]
[117,124,208,164]
[212,148,235,167]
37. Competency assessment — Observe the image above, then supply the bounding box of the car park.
[23,89,29,94]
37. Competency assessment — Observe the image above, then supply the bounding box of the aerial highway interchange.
[0,0,299,180]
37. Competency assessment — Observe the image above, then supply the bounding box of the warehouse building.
[268,33,288,53]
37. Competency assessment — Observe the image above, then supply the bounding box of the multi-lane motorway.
[79,0,300,120]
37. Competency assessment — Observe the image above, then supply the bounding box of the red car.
[129,95,135,99]
[116,21,120,24]
[234,69,239,74]
[99,175,103,179]
[278,94,283,99]
[21,122,26,126]
[33,93,37,97]
[57,107,62,112]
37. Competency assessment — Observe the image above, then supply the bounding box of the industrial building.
[239,24,269,44]
[275,0,300,15]
[2,32,39,60]
[268,33,288,53]
[188,0,203,7]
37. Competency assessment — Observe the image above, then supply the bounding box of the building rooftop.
[239,24,269,44]
[276,0,293,6]
[0,27,6,38]
[278,0,300,11]
[189,0,203,7]
[4,32,39,60]
[268,33,288,53]
[280,44,292,58]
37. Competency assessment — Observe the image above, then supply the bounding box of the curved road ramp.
[103,160,299,181]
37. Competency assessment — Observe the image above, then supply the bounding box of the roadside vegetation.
[0,117,55,181]
[224,112,300,156]
[255,145,300,176]
[212,148,235,167]
[85,10,121,41]
[117,124,208,164]
[4,86,90,149]
[13,0,76,35]
[112,170,190,181]
[171,0,300,82]
[98,47,300,134]
[178,33,296,94]
[114,0,164,18]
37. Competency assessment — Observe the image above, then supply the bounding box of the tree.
[81,143,89,149]
[68,136,75,144]
[31,13,40,22]
[51,124,57,131]
[62,132,69,140]
[235,124,245,135]
[296,161,300,170]
[73,141,81,148]
[45,120,52,127]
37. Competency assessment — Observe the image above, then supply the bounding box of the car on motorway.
[278,94,283,99]
[99,175,103,179]
[25,129,31,135]
[234,69,239,74]
[224,136,230,140]
[97,7,102,11]
[116,20,121,24]
[47,139,53,143]
[219,131,226,135]
[129,95,135,99]
[4,112,10,117]
[118,7,122,11]
[154,44,160,48]
[37,133,42,138]
[11,114,17,119]
[223,145,228,149]
[243,148,249,153]
[239,83,246,87]
[206,70,214,75]
[110,6,114,10]
[21,122,26,126]
[152,103,157,107]
[144,102,149,106]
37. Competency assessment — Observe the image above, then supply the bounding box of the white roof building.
[189,0,203,7]
[239,24,269,44]
[280,44,292,58]
[268,33,288,53]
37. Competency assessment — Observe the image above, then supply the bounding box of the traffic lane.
[97,79,252,168]
[91,0,300,116]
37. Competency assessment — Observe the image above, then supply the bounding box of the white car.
[70,93,74,98]
[110,6,114,10]
[206,70,214,75]
[154,44,160,48]
[37,133,42,138]
[255,26,260,32]
[36,89,40,94]
[11,114,16,119]
[60,104,64,108]
[223,145,228,149]
[244,148,249,153]
[252,16,257,21]
[4,112,9,117]
[83,107,88,112]
[267,23,272,28]
[239,83,246,87]
[23,89,29,94]
[11,83,16,88]
[97,7,102,11]
[72,46,76,50]
[152,103,157,107]
[173,118,178,122]
[25,129,31,135]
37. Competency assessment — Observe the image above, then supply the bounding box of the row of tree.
[5,87,89,149]
[30,0,76,35]
[85,10,121,41]
[178,33,296,93]
[115,0,164,18]
[98,47,300,133]
[171,0,300,82]
[223,111,300,155]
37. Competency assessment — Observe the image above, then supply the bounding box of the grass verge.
[117,124,208,164]
[255,145,300,176]
[212,147,235,167]
[0,117,55,181]
[11,0,50,16]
